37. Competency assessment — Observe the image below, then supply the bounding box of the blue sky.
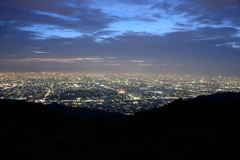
[0,0,240,75]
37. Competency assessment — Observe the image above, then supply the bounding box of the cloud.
[104,63,121,66]
[174,0,240,26]
[161,64,168,66]
[1,0,239,42]
[216,42,240,49]
[0,20,17,26]
[137,63,152,66]
[0,57,149,65]
[190,27,239,41]
[0,56,153,69]
[18,24,84,39]
[106,57,117,59]
[0,0,117,35]
[0,0,240,74]
[129,60,144,63]
[196,0,240,9]
[32,10,78,21]
[32,51,49,54]
[0,57,107,63]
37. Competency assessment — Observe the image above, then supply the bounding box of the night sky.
[0,0,240,75]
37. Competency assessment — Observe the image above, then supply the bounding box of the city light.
[0,72,239,114]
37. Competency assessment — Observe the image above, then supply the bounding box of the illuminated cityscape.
[0,72,239,114]
[1,0,240,159]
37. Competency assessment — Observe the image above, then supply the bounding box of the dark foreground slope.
[1,92,240,160]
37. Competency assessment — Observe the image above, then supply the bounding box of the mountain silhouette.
[1,92,240,160]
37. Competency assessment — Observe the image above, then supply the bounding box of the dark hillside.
[1,92,240,160]
[133,92,240,127]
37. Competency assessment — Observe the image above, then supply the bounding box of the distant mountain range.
[1,92,240,160]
